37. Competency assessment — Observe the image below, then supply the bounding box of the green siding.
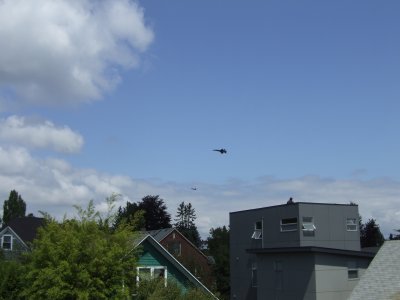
[137,240,193,292]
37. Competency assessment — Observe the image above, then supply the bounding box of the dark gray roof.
[3,217,45,243]
[247,246,376,258]
[146,228,175,242]
[349,241,400,300]
[230,201,356,214]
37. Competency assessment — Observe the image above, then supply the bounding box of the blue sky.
[0,0,399,238]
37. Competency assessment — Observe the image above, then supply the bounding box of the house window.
[346,218,358,231]
[348,262,358,279]
[168,241,181,256]
[137,266,167,286]
[251,263,257,287]
[280,217,298,232]
[251,221,262,239]
[302,217,316,236]
[1,235,12,250]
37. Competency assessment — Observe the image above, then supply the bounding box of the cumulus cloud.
[0,115,84,153]
[0,0,154,106]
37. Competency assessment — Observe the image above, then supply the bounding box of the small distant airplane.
[213,148,227,154]
[191,187,197,191]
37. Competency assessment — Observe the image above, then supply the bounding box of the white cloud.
[0,0,154,106]
[0,144,399,239]
[0,115,84,153]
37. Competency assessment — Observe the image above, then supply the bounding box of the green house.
[135,234,217,299]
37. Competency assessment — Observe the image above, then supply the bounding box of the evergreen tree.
[114,195,171,231]
[360,218,385,248]
[207,226,230,300]
[2,190,26,224]
[174,202,201,247]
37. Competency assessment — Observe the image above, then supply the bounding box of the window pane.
[348,270,358,279]
[255,221,262,230]
[138,268,151,281]
[282,218,297,225]
[302,217,313,223]
[154,268,165,279]
[2,236,11,249]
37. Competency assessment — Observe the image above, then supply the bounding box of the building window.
[168,241,181,256]
[251,221,262,239]
[348,262,358,279]
[346,218,358,231]
[1,235,12,250]
[274,261,283,290]
[302,217,316,236]
[137,266,167,286]
[251,263,257,287]
[281,217,298,232]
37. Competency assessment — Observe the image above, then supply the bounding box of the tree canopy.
[174,202,201,248]
[21,196,138,299]
[207,226,230,300]
[2,190,26,225]
[115,195,171,231]
[360,218,385,248]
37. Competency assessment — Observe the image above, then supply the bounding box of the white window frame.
[251,221,262,239]
[346,218,358,231]
[302,217,316,231]
[280,217,298,232]
[136,266,168,287]
[1,234,12,250]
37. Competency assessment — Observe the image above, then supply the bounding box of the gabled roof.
[147,228,175,242]
[135,234,218,299]
[349,241,400,300]
[147,227,211,262]
[1,217,45,244]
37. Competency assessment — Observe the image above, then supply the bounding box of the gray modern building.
[230,202,375,300]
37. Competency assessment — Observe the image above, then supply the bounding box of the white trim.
[1,234,13,250]
[346,218,358,231]
[136,266,168,287]
[0,226,28,250]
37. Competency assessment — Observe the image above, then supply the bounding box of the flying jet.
[213,148,227,154]
[191,187,197,191]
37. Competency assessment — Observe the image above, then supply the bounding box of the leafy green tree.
[207,226,230,300]
[2,190,26,224]
[115,195,171,231]
[20,196,138,300]
[174,202,201,247]
[0,258,24,300]
[134,279,214,300]
[360,218,385,248]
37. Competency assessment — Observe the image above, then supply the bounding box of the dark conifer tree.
[3,190,26,224]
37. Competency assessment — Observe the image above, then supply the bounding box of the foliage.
[2,190,26,224]
[20,196,138,300]
[115,195,171,231]
[0,258,24,300]
[360,218,385,248]
[174,202,201,247]
[134,279,214,300]
[207,226,230,300]
[389,230,400,240]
